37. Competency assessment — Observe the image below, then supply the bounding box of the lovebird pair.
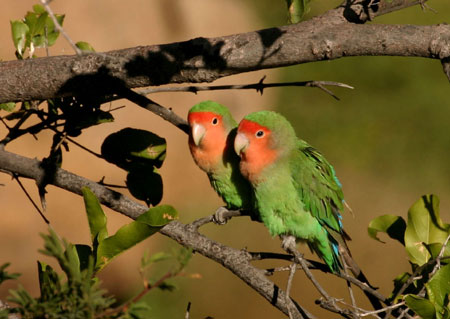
[187,100,349,273]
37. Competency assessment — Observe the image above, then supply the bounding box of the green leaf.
[95,223,155,271]
[127,301,153,318]
[126,167,163,206]
[0,263,20,284]
[65,109,114,137]
[426,264,450,318]
[405,294,436,319]
[0,102,16,112]
[368,214,406,245]
[37,261,60,301]
[25,10,47,36]
[32,4,46,14]
[405,195,450,266]
[45,14,65,46]
[285,0,311,23]
[390,272,413,301]
[75,244,93,272]
[135,204,178,227]
[75,41,95,52]
[82,187,108,244]
[101,128,167,170]
[426,242,450,262]
[30,13,49,48]
[95,205,177,270]
[10,20,29,56]
[145,251,172,264]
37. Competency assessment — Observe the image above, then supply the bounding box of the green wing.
[291,139,345,234]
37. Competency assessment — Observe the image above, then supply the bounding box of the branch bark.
[0,1,444,317]
[0,147,311,319]
[1,1,449,103]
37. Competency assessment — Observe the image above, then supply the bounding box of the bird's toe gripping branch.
[212,206,233,225]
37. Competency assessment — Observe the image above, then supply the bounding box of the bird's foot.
[213,206,233,225]
[281,235,297,253]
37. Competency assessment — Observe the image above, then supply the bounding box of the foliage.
[2,6,162,206]
[81,187,178,271]
[101,128,167,206]
[0,190,186,319]
[10,4,64,59]
[369,195,450,318]
[2,2,450,319]
[0,6,188,318]
[285,0,312,23]
[0,264,20,285]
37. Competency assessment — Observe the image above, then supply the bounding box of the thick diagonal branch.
[0,148,312,319]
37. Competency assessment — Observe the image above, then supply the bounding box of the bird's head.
[235,111,296,180]
[187,101,237,172]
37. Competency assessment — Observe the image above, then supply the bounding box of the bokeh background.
[1,1,449,318]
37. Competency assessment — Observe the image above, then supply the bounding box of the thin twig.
[342,257,360,319]
[185,302,191,319]
[282,237,337,308]
[395,306,412,319]
[253,251,386,304]
[286,263,297,319]
[137,77,354,101]
[430,234,450,276]
[358,301,405,318]
[0,148,313,319]
[13,174,50,225]
[117,88,189,134]
[98,177,128,189]
[40,0,82,55]
[64,136,103,159]
[101,270,176,317]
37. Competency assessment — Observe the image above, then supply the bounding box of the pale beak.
[234,132,249,156]
[191,123,206,146]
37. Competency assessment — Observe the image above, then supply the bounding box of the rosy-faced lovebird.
[234,110,350,273]
[187,101,253,212]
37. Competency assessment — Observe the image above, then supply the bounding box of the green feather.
[241,111,347,272]
[189,101,238,129]
[189,101,253,211]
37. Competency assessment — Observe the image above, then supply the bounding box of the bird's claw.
[213,206,231,225]
[281,235,297,252]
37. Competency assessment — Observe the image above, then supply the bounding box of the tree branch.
[1,1,448,103]
[0,147,313,319]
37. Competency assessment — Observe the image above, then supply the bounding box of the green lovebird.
[234,110,349,273]
[187,101,253,213]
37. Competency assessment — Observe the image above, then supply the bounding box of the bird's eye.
[212,117,218,125]
[256,130,265,138]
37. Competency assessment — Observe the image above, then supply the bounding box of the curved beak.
[234,132,249,156]
[191,123,206,146]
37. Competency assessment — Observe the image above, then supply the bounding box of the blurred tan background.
[1,1,450,318]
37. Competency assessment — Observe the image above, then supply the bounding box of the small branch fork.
[0,1,443,318]
[281,235,353,319]
[0,148,311,319]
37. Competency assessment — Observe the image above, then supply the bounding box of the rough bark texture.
[0,1,449,103]
[0,147,308,319]
[0,1,447,317]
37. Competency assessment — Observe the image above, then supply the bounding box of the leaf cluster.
[369,194,450,318]
[101,128,167,206]
[0,190,183,319]
[10,4,64,59]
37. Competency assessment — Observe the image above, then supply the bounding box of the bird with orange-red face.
[234,110,350,273]
[187,101,253,215]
